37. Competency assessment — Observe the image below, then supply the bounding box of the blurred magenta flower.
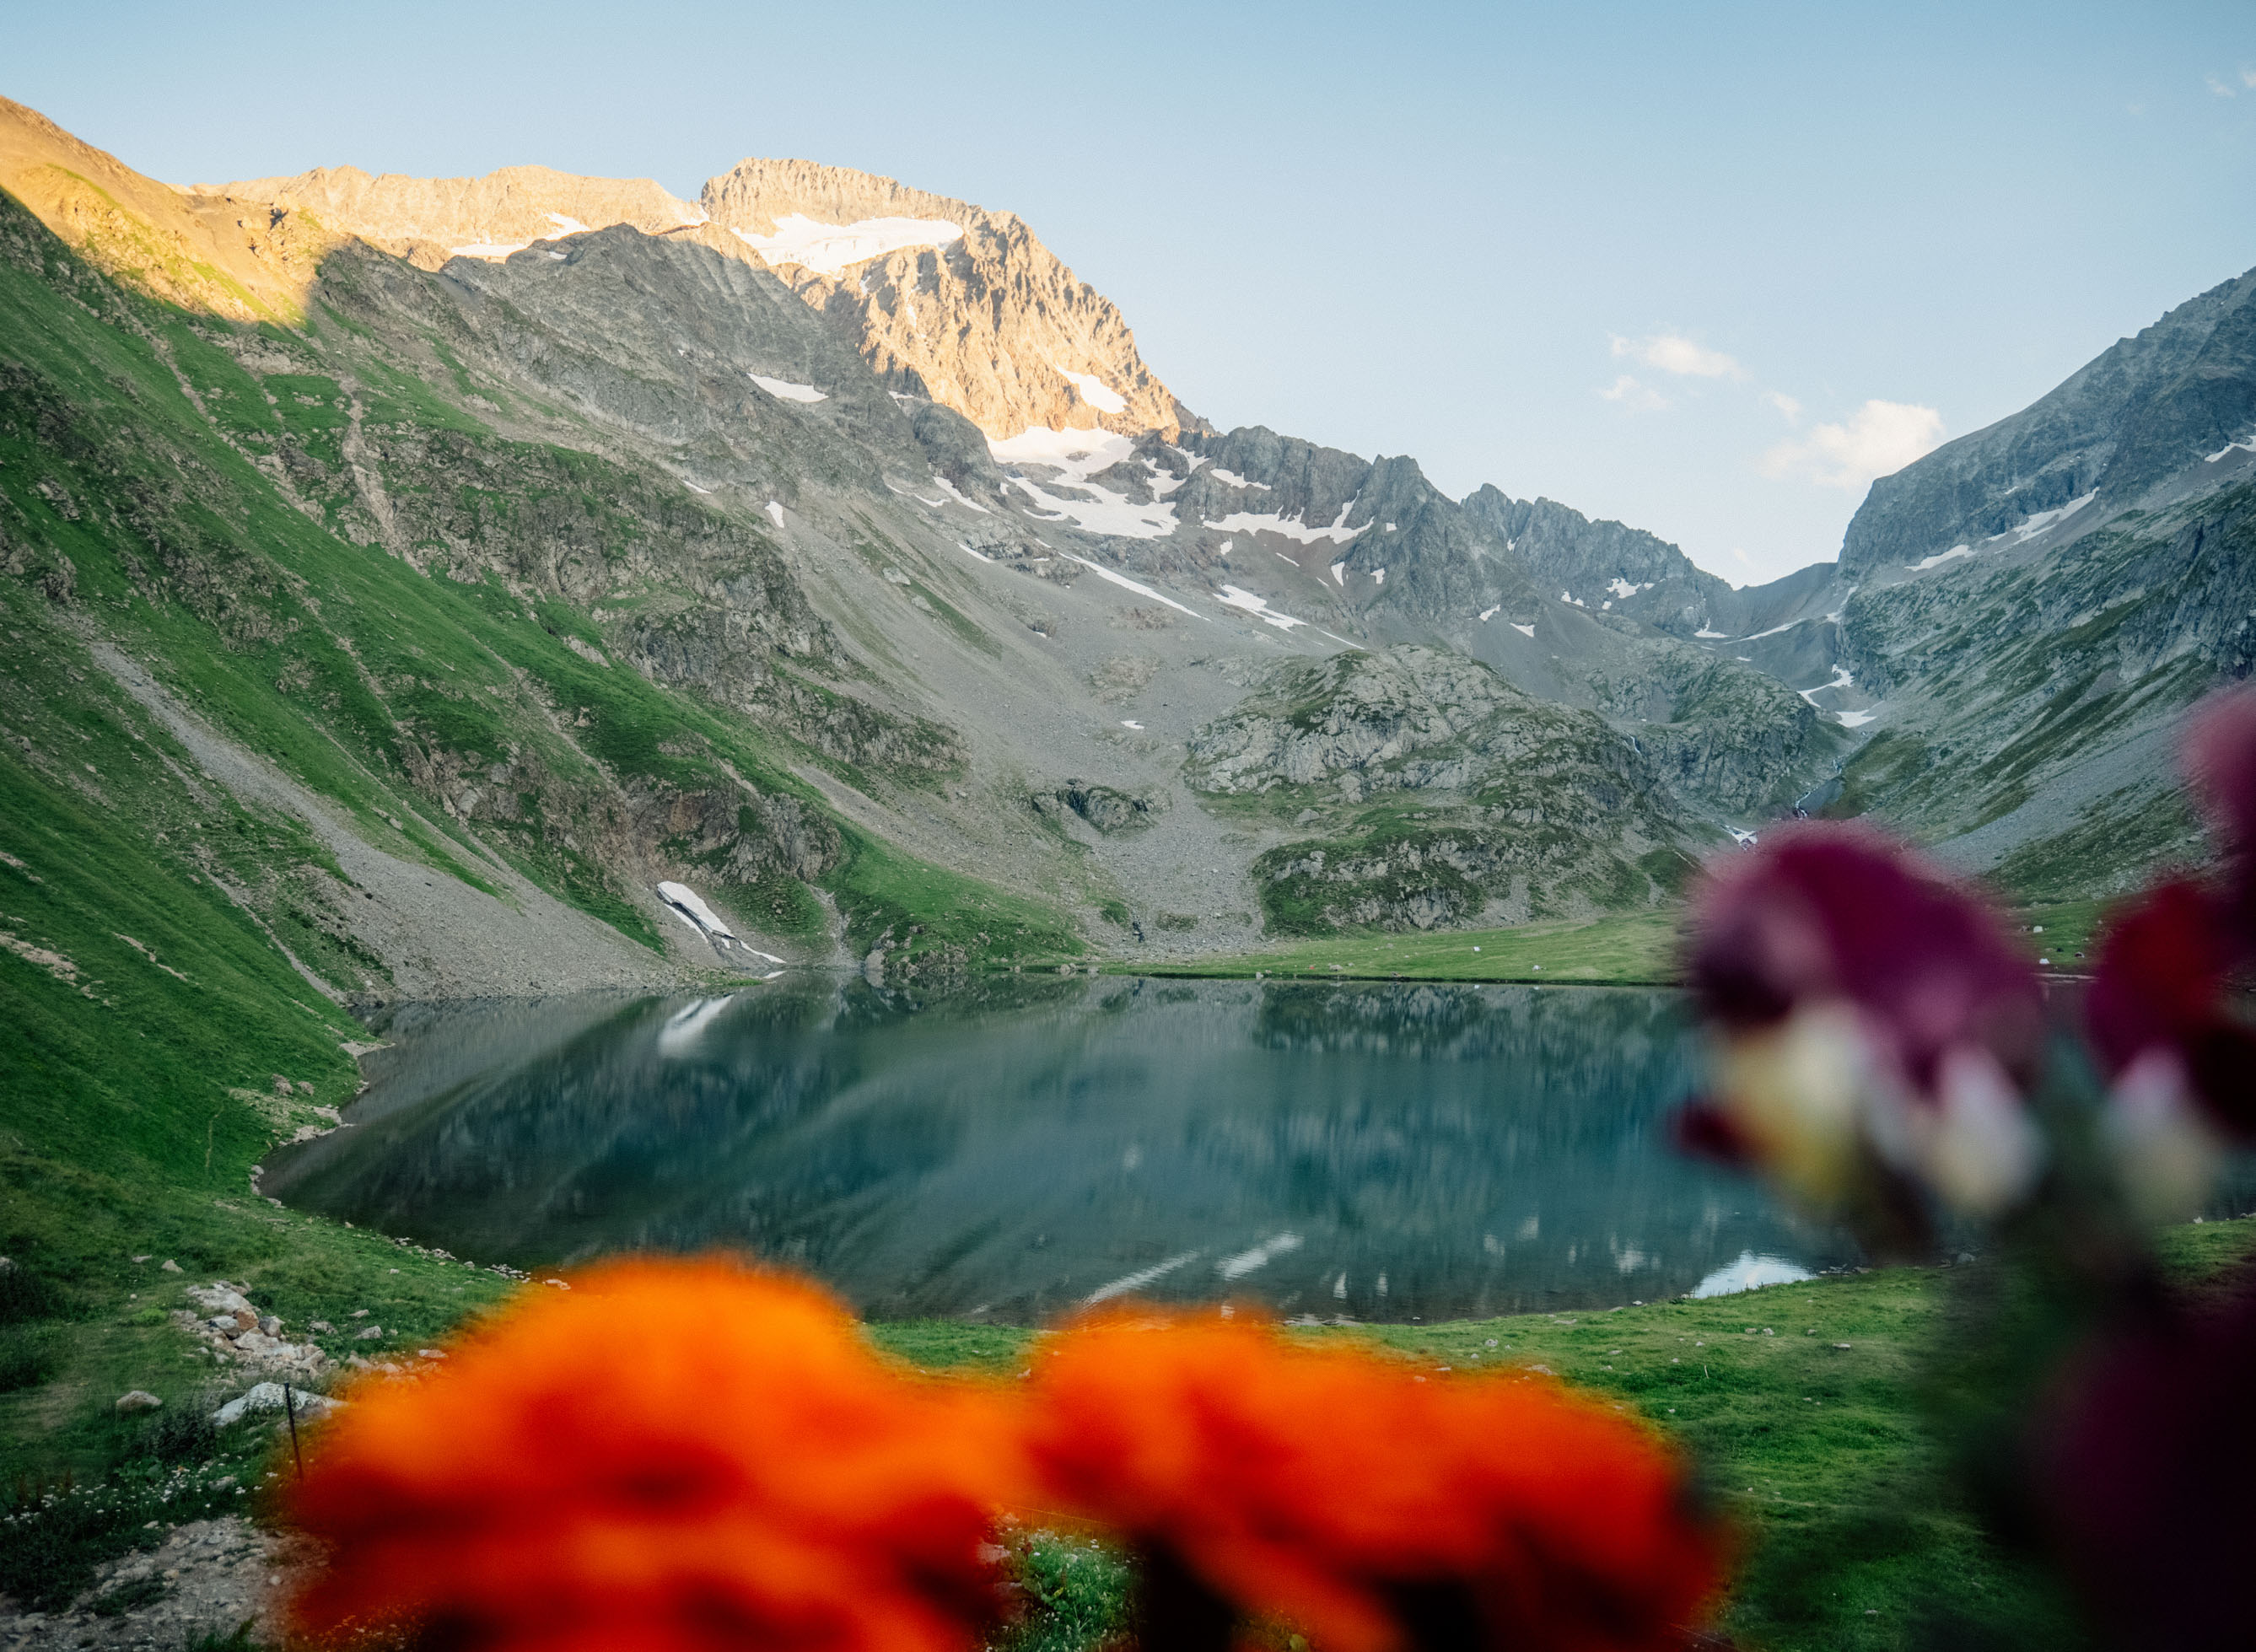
[2186,686,2256,914]
[2037,1274,2256,1652]
[1680,823,2047,1227]
[2082,689,2256,1213]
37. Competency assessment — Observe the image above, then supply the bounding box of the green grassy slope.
[873,1217,2256,1652]
[0,176,1092,1603]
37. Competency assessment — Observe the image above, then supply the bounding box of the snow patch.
[1560,589,1586,607]
[1478,605,1500,622]
[1120,719,1143,730]
[1694,627,1726,638]
[1372,568,1385,586]
[1057,553,1205,619]
[1217,585,1308,631]
[1908,544,1973,572]
[1836,708,1880,729]
[1208,466,1271,492]
[449,241,528,261]
[989,425,1133,476]
[681,480,713,495]
[956,540,993,562]
[1202,502,1365,546]
[1607,577,1655,600]
[928,474,990,514]
[989,427,1176,535]
[1058,369,1127,413]
[1510,622,1535,638]
[1735,617,1809,641]
[729,213,962,277]
[1986,490,2097,543]
[1797,664,1854,708]
[543,212,590,234]
[1330,562,1347,587]
[763,500,786,530]
[748,373,826,403]
[2206,434,2256,463]
[658,881,748,956]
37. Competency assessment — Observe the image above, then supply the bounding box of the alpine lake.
[261,975,1860,1325]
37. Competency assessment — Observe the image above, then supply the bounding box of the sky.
[13,2,2255,584]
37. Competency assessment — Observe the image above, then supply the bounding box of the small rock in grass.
[115,1390,163,1414]
[355,1324,384,1340]
[310,1320,334,1332]
[159,1259,181,1273]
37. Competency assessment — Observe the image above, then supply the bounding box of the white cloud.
[1763,390,1802,423]
[1597,374,1668,412]
[2243,67,2256,89]
[1612,332,1745,379]
[1759,400,1946,492]
[2207,73,2237,98]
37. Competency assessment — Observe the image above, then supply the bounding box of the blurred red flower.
[1025,1309,1728,1652]
[1679,823,2046,1225]
[288,1257,1024,1652]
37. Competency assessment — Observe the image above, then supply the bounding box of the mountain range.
[2,93,2249,1005]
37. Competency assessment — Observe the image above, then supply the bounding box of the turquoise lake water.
[262,976,1857,1323]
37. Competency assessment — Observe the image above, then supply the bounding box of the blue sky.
[15,2,2255,583]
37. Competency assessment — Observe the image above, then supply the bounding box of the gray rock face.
[1186,648,1699,933]
[1840,266,2256,579]
[1032,782,1169,833]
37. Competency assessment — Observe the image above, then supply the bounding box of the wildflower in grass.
[1025,1309,1726,1652]
[1677,823,2046,1235]
[288,1256,1023,1652]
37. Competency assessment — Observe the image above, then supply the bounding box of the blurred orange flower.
[1024,1310,1728,1652]
[287,1257,1025,1652]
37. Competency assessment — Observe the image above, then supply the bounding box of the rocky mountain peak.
[698,157,1192,445]
[1839,262,2256,581]
[208,163,707,272]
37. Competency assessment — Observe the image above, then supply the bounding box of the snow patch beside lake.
[658,881,737,946]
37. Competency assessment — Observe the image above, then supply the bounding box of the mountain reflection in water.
[263,976,1857,1323]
